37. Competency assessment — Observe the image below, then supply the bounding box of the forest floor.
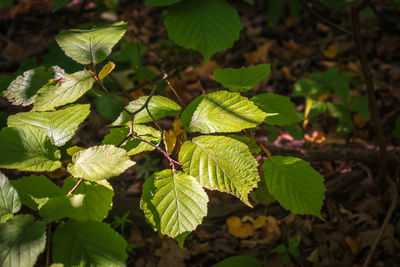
[1,1,400,266]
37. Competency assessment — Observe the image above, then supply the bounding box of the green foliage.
[110,211,133,233]
[0,214,47,267]
[251,93,301,126]
[67,145,135,182]
[141,170,208,238]
[179,135,260,206]
[0,172,21,217]
[52,220,128,266]
[50,0,73,12]
[164,0,242,61]
[0,8,329,264]
[267,0,302,25]
[274,235,301,264]
[145,0,182,6]
[395,115,400,140]
[263,156,326,218]
[55,21,127,65]
[112,95,181,125]
[213,255,263,267]
[213,64,271,92]
[181,90,269,133]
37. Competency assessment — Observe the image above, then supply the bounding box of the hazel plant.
[0,19,325,267]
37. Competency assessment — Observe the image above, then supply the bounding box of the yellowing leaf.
[163,130,177,155]
[67,146,84,156]
[323,43,338,59]
[303,97,313,127]
[226,216,254,238]
[173,118,185,136]
[252,215,267,229]
[98,61,115,81]
[259,216,281,239]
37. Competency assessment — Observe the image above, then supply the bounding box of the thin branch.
[297,0,354,36]
[67,178,83,195]
[45,223,51,267]
[351,0,388,185]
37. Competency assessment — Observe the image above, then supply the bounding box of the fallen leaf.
[226,216,254,239]
[345,236,360,255]
[324,43,338,59]
[307,248,319,262]
[259,216,281,239]
[155,239,189,267]
[305,130,326,143]
[281,66,296,82]
[244,40,276,65]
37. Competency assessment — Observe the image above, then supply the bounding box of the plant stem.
[351,0,388,186]
[67,178,83,195]
[45,223,51,267]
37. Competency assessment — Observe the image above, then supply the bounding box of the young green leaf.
[251,93,302,126]
[102,124,161,156]
[181,90,268,133]
[50,0,73,12]
[112,95,181,126]
[179,135,260,206]
[11,175,62,210]
[52,220,127,267]
[0,214,47,267]
[213,64,271,92]
[8,104,90,146]
[263,156,326,218]
[33,70,95,111]
[0,127,62,172]
[67,145,135,182]
[141,170,208,238]
[55,21,127,65]
[4,67,54,106]
[0,172,21,216]
[348,96,369,119]
[213,255,263,267]
[164,0,242,61]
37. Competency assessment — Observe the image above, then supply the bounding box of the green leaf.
[285,123,303,140]
[33,70,95,111]
[267,0,286,25]
[0,172,21,216]
[243,0,254,4]
[55,21,127,65]
[213,64,271,92]
[8,104,90,146]
[263,156,326,217]
[292,78,323,97]
[164,0,242,61]
[117,41,148,68]
[0,127,61,172]
[0,214,47,267]
[181,90,268,134]
[228,135,261,154]
[67,145,135,182]
[102,124,161,156]
[348,96,369,118]
[52,220,127,267]
[179,135,260,206]
[308,101,327,119]
[3,67,54,106]
[213,255,263,267]
[141,170,208,238]
[112,95,181,126]
[145,0,182,6]
[326,102,353,136]
[251,93,301,126]
[11,175,62,210]
[39,177,114,222]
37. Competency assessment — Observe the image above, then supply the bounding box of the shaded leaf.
[0,214,46,267]
[56,21,127,65]
[164,0,242,61]
[67,145,135,182]
[145,0,182,6]
[11,175,62,210]
[141,170,208,238]
[33,70,95,111]
[0,172,21,216]
[8,104,90,146]
[213,64,270,92]
[179,135,260,206]
[213,255,262,267]
[251,93,301,126]
[0,127,61,172]
[102,124,161,156]
[263,156,326,217]
[112,95,181,125]
[52,220,127,267]
[181,91,268,134]
[4,67,53,106]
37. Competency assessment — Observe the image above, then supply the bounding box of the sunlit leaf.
[0,172,21,216]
